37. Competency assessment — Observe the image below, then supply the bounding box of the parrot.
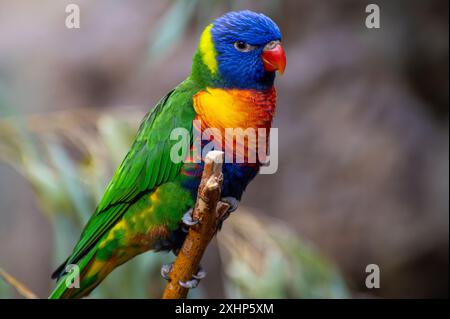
[49,10,286,299]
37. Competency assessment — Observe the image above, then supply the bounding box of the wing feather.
[59,81,198,268]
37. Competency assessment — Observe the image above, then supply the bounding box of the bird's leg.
[178,266,207,289]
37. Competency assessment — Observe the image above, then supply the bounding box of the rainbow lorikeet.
[49,10,285,299]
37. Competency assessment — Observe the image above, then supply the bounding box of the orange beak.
[262,42,286,75]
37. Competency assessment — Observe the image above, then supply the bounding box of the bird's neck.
[190,50,276,91]
[190,50,217,89]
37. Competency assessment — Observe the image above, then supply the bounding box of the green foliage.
[0,278,12,299]
[0,109,171,298]
[148,0,200,62]
[218,211,349,299]
[146,0,282,64]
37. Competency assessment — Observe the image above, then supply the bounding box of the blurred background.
[0,0,448,299]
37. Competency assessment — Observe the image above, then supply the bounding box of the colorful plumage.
[49,10,285,299]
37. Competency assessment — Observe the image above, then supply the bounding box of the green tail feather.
[48,248,97,299]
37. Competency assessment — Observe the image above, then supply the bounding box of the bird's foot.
[221,197,239,213]
[179,266,207,289]
[218,197,239,223]
[179,279,199,289]
[161,263,207,289]
[182,208,198,227]
[161,263,173,280]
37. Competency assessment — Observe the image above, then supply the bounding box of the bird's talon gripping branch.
[220,197,239,213]
[178,279,199,289]
[161,263,173,281]
[192,266,207,280]
[162,261,205,284]
[182,208,198,226]
[178,266,207,288]
[218,197,240,224]
[178,266,206,289]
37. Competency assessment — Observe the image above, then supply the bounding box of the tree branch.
[0,268,38,299]
[162,150,229,299]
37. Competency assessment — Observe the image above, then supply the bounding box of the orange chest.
[193,87,276,131]
[192,87,276,163]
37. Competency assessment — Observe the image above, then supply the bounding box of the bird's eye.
[234,41,255,52]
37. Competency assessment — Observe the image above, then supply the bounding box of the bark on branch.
[162,150,229,299]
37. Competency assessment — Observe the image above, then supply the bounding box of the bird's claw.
[220,197,239,214]
[179,279,199,289]
[178,267,207,289]
[218,197,240,224]
[182,208,198,226]
[161,263,172,280]
[192,266,207,280]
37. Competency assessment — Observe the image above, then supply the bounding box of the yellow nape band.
[199,24,218,75]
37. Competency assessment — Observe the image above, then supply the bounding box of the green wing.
[59,80,198,270]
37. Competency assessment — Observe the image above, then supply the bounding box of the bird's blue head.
[192,10,286,91]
